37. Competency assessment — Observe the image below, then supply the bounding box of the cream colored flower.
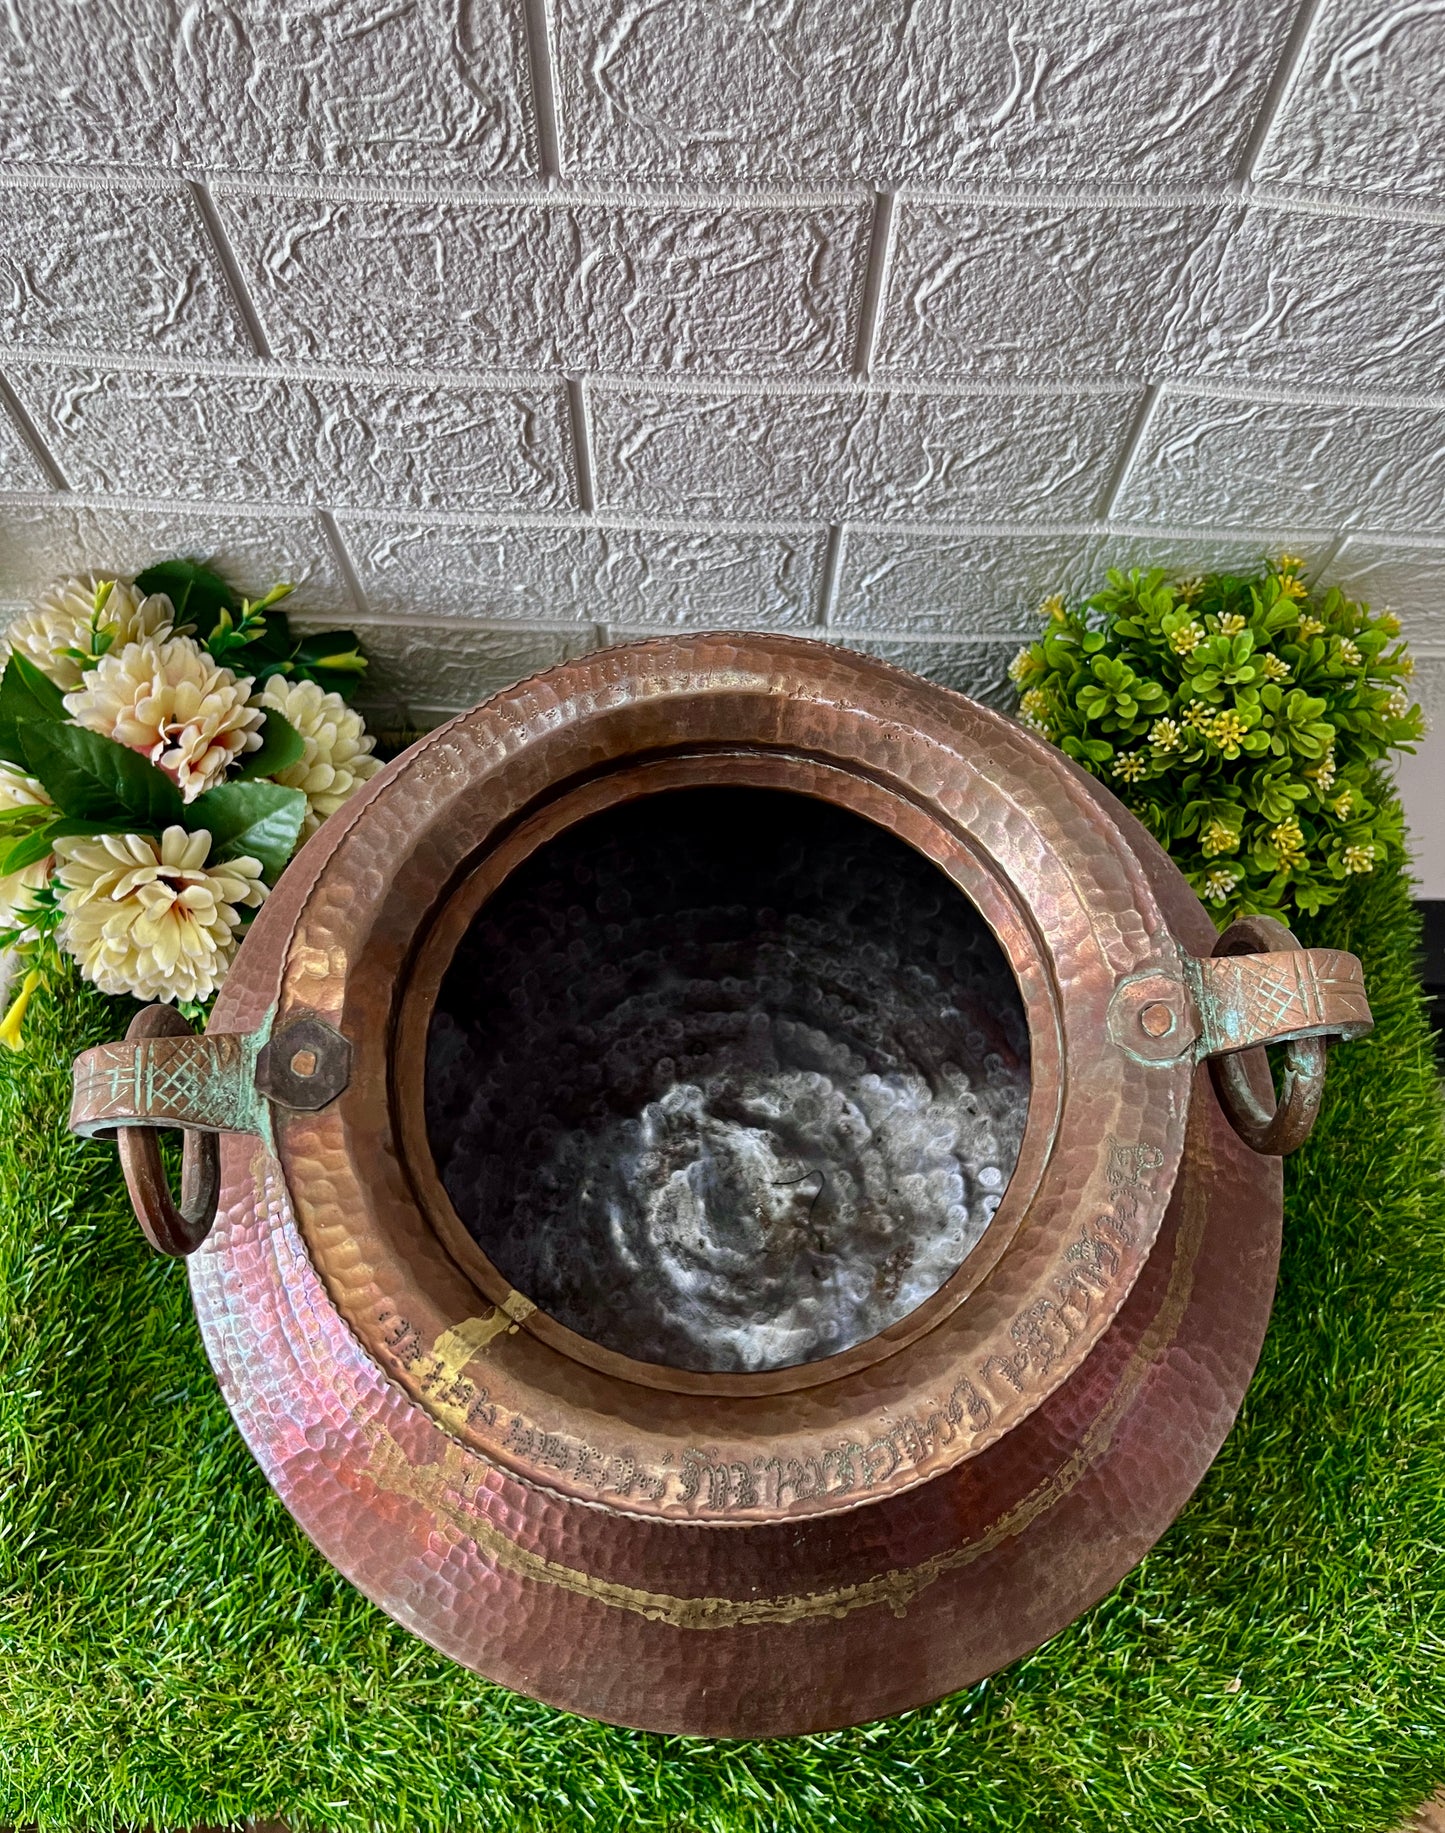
[1007,645,1037,686]
[1210,709,1248,752]
[1170,621,1205,656]
[2,575,173,690]
[0,764,54,929]
[1041,593,1067,622]
[1332,789,1354,819]
[1201,818,1240,858]
[1297,615,1325,640]
[1260,653,1291,682]
[1269,818,1306,868]
[1216,612,1246,637]
[1017,687,1051,731]
[1375,610,1401,637]
[1342,843,1376,875]
[1175,576,1203,604]
[1149,717,1183,752]
[257,676,380,839]
[1110,752,1146,782]
[1305,754,1337,792]
[1337,636,1363,668]
[1201,866,1240,905]
[64,635,263,802]
[54,826,266,1004]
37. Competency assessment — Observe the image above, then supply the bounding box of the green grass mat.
[2,854,1443,1832]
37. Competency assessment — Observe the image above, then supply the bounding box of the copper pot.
[70,635,1371,1736]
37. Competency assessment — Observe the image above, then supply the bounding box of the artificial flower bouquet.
[0,560,379,1046]
[1009,556,1424,925]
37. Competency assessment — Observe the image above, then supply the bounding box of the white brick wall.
[1,1,1442,887]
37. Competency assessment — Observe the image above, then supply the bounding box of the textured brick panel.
[8,365,576,515]
[1323,538,1445,644]
[0,0,536,179]
[0,499,354,618]
[0,3,179,169]
[831,528,1096,633]
[553,0,1295,185]
[828,525,1340,634]
[1188,206,1445,393]
[0,400,47,490]
[338,620,602,718]
[1083,529,1339,588]
[830,634,1021,706]
[589,387,1136,522]
[1113,392,1445,533]
[1254,0,1445,200]
[878,202,1231,383]
[220,192,871,376]
[340,517,828,627]
[0,182,247,358]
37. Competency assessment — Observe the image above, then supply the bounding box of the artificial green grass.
[1,853,1443,1832]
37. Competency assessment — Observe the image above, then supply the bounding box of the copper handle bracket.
[1190,915,1371,1157]
[69,1005,351,1256]
[1106,916,1371,1156]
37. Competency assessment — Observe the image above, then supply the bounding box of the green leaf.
[16,721,183,827]
[188,779,306,881]
[133,558,237,638]
[234,708,306,781]
[0,815,116,875]
[0,655,67,768]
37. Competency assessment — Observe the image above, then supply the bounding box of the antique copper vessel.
[69,634,1372,1736]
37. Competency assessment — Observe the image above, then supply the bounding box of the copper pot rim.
[265,635,1199,1524]
[392,746,1057,1399]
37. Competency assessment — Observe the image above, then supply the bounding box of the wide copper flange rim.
[189,1056,1283,1737]
[257,634,1202,1524]
[392,747,1060,1399]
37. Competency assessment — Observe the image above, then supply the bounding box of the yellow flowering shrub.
[1009,558,1424,921]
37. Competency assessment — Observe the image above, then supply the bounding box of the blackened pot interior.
[424,786,1030,1374]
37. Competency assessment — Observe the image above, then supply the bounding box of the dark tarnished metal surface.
[68,632,1373,1733]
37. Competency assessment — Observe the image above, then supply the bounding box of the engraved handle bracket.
[1191,914,1372,1156]
[70,1005,351,1256]
[1106,916,1371,1157]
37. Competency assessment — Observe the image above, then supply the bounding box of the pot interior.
[424,786,1031,1374]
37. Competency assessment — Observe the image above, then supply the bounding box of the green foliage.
[234,706,306,781]
[135,557,369,698]
[0,858,1441,1830]
[1010,559,1424,922]
[187,778,307,880]
[16,716,184,828]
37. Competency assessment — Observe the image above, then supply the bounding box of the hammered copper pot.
[70,634,1373,1737]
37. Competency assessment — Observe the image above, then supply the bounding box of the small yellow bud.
[0,967,41,1051]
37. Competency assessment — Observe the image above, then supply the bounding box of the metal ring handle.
[1208,915,1328,1157]
[114,1005,222,1257]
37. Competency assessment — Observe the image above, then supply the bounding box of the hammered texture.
[205,636,1218,1531]
[180,637,1289,1730]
